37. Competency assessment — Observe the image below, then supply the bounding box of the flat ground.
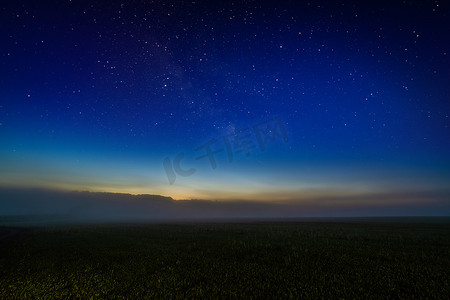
[0,218,449,298]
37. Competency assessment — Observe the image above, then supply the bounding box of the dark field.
[1,218,449,298]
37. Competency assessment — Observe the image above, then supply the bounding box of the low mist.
[1,188,449,226]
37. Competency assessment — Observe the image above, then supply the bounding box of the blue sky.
[1,1,449,215]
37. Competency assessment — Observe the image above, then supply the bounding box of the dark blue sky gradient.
[1,1,449,213]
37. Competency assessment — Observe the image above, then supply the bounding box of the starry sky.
[1,1,449,214]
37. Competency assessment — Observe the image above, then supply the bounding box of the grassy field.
[0,219,449,298]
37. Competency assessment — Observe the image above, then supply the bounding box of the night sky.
[1,1,449,215]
